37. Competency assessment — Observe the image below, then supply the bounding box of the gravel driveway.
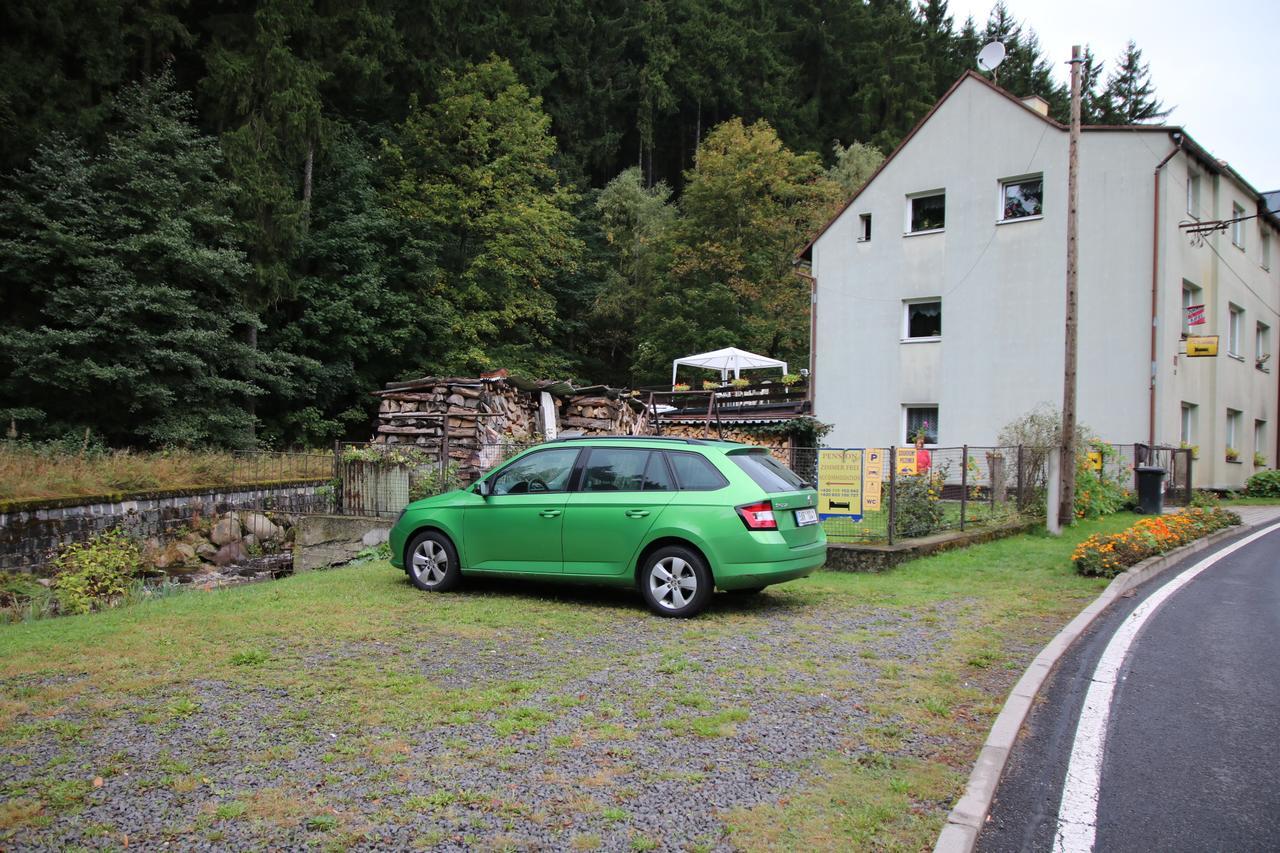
[1,576,971,851]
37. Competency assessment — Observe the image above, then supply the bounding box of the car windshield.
[729,451,808,493]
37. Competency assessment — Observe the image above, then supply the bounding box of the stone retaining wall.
[0,481,331,573]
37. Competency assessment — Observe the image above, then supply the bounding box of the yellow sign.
[896,448,918,476]
[818,448,863,519]
[1186,335,1218,357]
[1087,451,1104,472]
[864,448,884,511]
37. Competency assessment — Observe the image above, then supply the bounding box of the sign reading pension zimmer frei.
[817,448,886,520]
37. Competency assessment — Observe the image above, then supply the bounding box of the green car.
[389,436,826,617]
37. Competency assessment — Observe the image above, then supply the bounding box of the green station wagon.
[389,436,826,617]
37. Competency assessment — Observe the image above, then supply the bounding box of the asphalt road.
[977,522,1280,853]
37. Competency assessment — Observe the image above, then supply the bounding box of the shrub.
[1190,489,1221,508]
[51,529,142,615]
[1246,469,1280,497]
[1072,507,1241,578]
[701,380,719,390]
[1074,444,1130,519]
[894,469,947,538]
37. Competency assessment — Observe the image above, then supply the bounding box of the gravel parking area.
[0,574,975,852]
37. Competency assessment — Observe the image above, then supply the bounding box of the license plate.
[795,508,818,526]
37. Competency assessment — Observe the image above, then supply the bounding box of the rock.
[210,514,241,547]
[361,528,389,548]
[181,531,206,547]
[239,512,282,542]
[242,533,258,553]
[195,542,218,561]
[152,542,195,570]
[213,541,248,567]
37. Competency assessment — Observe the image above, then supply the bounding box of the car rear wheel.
[407,530,461,592]
[640,546,712,618]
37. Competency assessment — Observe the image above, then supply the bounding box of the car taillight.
[736,500,777,530]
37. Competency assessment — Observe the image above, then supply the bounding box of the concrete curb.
[933,520,1253,853]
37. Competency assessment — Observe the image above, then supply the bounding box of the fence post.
[1016,445,1025,511]
[332,440,343,515]
[960,445,968,531]
[887,446,897,546]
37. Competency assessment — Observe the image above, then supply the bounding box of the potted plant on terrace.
[1225,446,1240,463]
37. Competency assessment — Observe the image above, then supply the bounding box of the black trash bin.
[1135,466,1166,514]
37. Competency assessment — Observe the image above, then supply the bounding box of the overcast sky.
[945,0,1280,192]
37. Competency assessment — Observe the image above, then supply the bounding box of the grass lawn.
[0,444,332,504]
[822,499,1023,543]
[0,513,1142,850]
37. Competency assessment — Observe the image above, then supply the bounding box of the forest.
[0,0,1167,447]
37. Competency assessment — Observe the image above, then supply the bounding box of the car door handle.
[625,509,650,518]
[539,509,562,518]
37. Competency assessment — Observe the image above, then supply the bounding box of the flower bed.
[1072,507,1241,578]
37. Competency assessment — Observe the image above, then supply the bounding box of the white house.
[799,71,1280,489]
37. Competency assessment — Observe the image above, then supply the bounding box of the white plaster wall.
[813,75,1280,484]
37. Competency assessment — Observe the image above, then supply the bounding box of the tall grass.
[0,442,331,502]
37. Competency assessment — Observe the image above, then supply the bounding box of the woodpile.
[370,375,649,481]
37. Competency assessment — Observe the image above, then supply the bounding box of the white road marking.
[1053,521,1280,853]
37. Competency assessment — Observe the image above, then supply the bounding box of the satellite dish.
[977,41,1007,73]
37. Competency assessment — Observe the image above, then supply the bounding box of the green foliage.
[895,469,948,539]
[1073,444,1130,520]
[409,464,463,501]
[827,141,885,197]
[1246,469,1280,497]
[0,71,263,447]
[50,529,142,615]
[1189,489,1221,508]
[633,118,840,384]
[385,57,582,376]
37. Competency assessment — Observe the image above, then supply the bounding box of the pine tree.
[1079,45,1107,123]
[1098,40,1170,124]
[0,72,263,446]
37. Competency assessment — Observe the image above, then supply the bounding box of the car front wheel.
[639,546,712,618]
[407,530,461,592]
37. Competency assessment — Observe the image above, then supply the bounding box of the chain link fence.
[232,440,1193,531]
[790,443,1193,544]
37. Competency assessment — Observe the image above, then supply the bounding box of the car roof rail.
[549,435,708,445]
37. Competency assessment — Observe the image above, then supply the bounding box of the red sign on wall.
[1186,304,1206,326]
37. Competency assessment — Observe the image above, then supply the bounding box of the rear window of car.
[730,451,808,493]
[664,451,728,491]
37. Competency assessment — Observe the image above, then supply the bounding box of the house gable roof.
[797,71,1065,262]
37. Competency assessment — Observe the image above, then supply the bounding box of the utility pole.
[1061,45,1083,526]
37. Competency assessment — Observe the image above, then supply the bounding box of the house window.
[908,191,945,233]
[1227,409,1242,453]
[904,406,938,445]
[1263,230,1272,271]
[1181,282,1202,336]
[1228,304,1243,356]
[1232,203,1246,249]
[1186,171,1200,218]
[903,300,941,340]
[858,213,872,242]
[1256,420,1268,463]
[1180,403,1196,445]
[1257,322,1271,370]
[1000,175,1043,220]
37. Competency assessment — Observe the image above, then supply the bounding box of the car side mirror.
[475,480,492,498]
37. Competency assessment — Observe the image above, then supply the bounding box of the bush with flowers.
[1074,442,1131,520]
[1071,507,1241,578]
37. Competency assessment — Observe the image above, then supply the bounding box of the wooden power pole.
[1061,45,1083,525]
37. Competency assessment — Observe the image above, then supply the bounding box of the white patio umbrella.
[671,346,787,386]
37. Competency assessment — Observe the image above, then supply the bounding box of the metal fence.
[790,443,1193,544]
[231,439,1193,529]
